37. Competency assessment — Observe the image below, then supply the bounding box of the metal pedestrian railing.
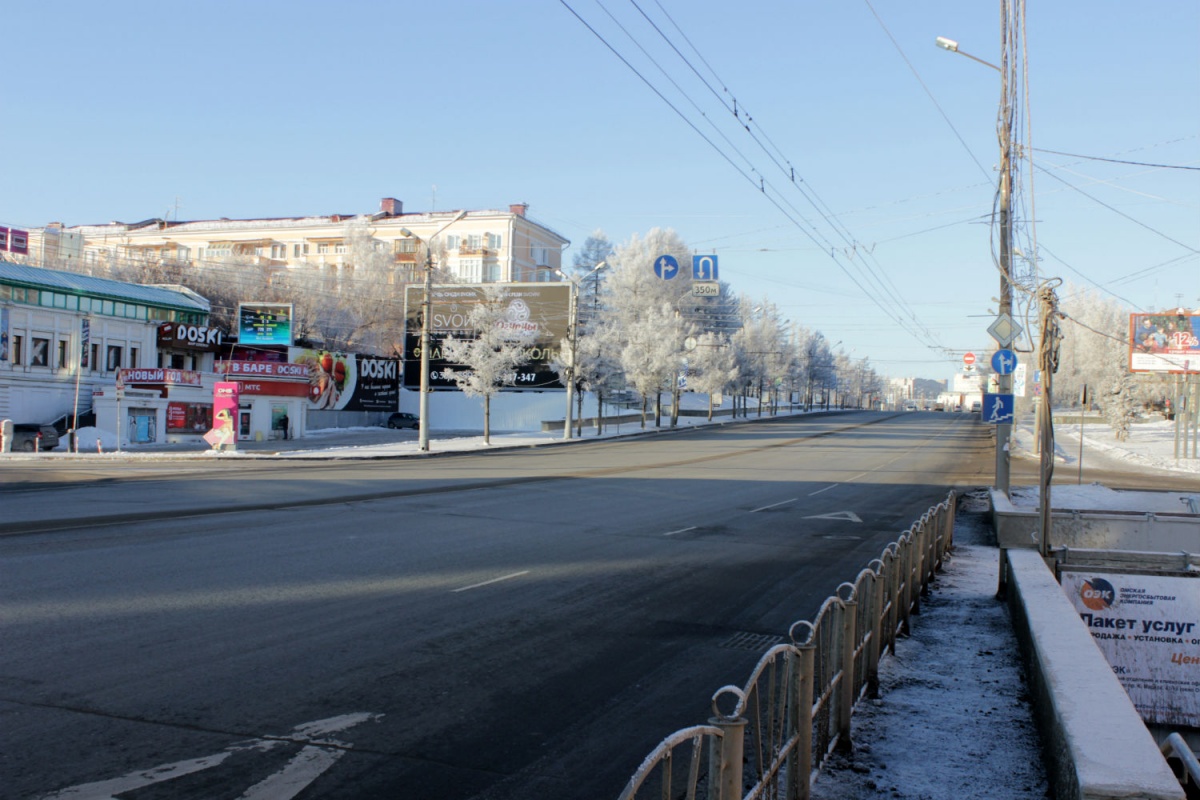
[618,491,956,800]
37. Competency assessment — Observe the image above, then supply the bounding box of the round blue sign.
[653,254,680,280]
[991,349,1017,375]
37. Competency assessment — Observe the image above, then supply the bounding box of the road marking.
[662,526,698,536]
[750,498,797,513]
[804,511,862,523]
[808,471,870,495]
[40,713,379,800]
[452,570,530,593]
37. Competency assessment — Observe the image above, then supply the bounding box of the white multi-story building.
[35,198,569,286]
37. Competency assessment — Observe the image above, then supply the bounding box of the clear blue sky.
[3,1,1196,381]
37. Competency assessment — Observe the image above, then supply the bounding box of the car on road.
[10,423,59,452]
[386,412,420,430]
[970,400,982,413]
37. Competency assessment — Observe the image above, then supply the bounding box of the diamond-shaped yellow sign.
[987,312,1022,347]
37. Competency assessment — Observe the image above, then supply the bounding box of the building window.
[484,262,501,283]
[394,239,418,254]
[31,337,49,367]
[486,233,503,250]
[90,344,99,372]
[106,345,123,372]
[334,243,347,254]
[57,339,69,370]
[466,234,483,250]
[317,243,329,255]
[293,244,301,258]
[271,244,287,260]
[445,234,460,251]
[12,335,23,365]
[130,347,139,368]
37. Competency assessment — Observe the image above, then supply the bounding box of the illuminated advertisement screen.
[238,303,294,346]
[1130,312,1200,373]
[403,283,570,390]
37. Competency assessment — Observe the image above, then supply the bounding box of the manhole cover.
[719,631,783,651]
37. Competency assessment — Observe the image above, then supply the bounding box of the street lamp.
[554,261,606,439]
[400,210,467,452]
[937,33,1014,495]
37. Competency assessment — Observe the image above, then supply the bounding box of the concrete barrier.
[1004,548,1184,800]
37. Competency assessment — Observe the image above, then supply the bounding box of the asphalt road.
[2,412,994,799]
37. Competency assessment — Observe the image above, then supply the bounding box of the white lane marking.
[662,526,698,536]
[451,570,530,593]
[238,746,344,800]
[804,511,862,523]
[751,498,797,513]
[808,471,869,496]
[40,713,380,800]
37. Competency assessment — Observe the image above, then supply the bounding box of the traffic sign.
[692,281,720,297]
[693,254,718,281]
[982,393,1014,425]
[987,312,1023,347]
[654,254,680,280]
[991,348,1017,375]
[963,352,976,366]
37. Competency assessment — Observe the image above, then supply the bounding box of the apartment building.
[36,199,569,286]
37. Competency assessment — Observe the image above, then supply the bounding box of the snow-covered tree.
[440,287,536,445]
[687,331,739,420]
[600,228,696,427]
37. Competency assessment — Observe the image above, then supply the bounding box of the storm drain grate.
[719,631,784,651]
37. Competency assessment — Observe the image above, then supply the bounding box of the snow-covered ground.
[1011,414,1200,475]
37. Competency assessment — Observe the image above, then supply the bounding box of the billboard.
[403,283,570,390]
[1062,571,1200,727]
[238,303,294,346]
[1129,312,1200,373]
[290,349,401,411]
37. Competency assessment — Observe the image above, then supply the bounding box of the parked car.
[10,423,60,452]
[386,412,420,430]
[970,401,982,413]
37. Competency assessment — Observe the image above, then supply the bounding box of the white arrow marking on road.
[40,713,380,800]
[803,511,862,523]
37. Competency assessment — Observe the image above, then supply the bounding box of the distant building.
[28,199,569,286]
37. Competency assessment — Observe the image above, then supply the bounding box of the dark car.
[386,412,420,430]
[11,423,60,452]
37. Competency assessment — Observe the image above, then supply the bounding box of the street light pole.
[401,210,466,452]
[556,262,606,440]
[936,33,1013,495]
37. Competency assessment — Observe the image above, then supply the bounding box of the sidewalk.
[811,489,1050,800]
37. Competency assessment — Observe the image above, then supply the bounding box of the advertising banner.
[403,283,570,390]
[1130,312,1200,373]
[118,368,203,387]
[218,361,311,379]
[205,382,240,449]
[166,401,212,433]
[290,349,400,411]
[238,303,294,346]
[158,322,225,352]
[80,318,90,368]
[1062,571,1200,727]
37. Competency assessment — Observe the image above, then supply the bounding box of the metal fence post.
[794,639,816,800]
[836,586,857,752]
[865,563,885,698]
[708,714,746,800]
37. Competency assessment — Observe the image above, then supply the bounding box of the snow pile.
[1011,415,1200,475]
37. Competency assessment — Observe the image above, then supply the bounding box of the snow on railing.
[617,491,956,800]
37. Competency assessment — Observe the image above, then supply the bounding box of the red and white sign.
[235,381,311,398]
[217,361,311,379]
[963,352,976,366]
[118,368,203,386]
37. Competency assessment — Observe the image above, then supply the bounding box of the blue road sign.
[693,254,718,281]
[991,348,1017,375]
[654,254,680,280]
[982,393,1014,425]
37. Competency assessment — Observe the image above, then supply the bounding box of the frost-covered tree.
[687,332,739,420]
[600,228,696,427]
[1057,287,1147,440]
[440,287,536,445]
